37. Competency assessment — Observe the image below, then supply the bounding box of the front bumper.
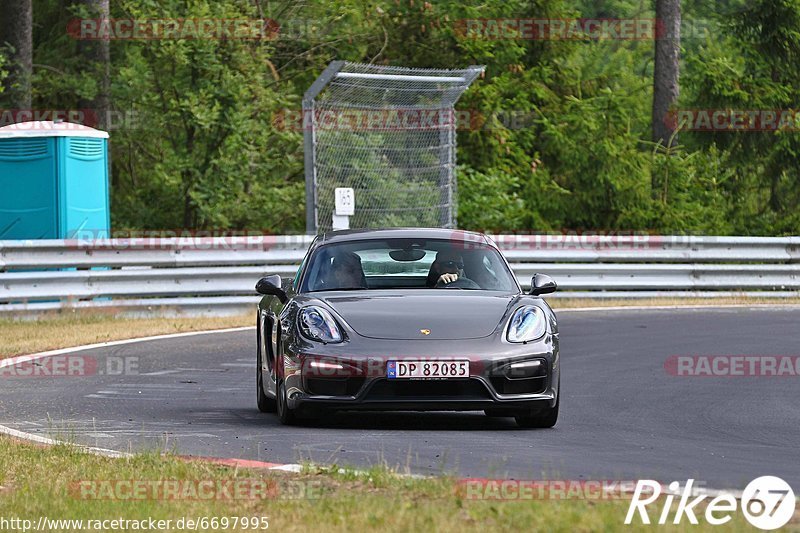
[282,334,560,414]
[288,377,556,413]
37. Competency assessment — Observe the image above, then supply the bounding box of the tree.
[652,0,681,148]
[75,0,110,130]
[0,0,33,109]
[0,51,7,93]
[108,0,303,231]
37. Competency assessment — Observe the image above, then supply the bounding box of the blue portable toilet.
[0,120,110,240]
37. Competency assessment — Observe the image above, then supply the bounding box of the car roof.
[315,227,491,246]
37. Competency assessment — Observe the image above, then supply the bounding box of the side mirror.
[256,274,288,303]
[530,273,557,296]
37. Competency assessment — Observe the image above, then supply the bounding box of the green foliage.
[680,0,800,234]
[109,0,308,231]
[457,167,526,231]
[22,0,800,235]
[0,49,6,93]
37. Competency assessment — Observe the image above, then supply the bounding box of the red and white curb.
[178,456,303,473]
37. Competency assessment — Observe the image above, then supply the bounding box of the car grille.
[489,375,547,395]
[364,378,491,400]
[305,377,365,396]
[489,358,549,395]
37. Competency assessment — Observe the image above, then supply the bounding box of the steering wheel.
[437,277,481,289]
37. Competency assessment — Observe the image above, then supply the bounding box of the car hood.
[317,291,517,340]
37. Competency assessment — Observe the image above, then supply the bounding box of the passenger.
[331,251,367,289]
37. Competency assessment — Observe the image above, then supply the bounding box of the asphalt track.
[2,307,800,489]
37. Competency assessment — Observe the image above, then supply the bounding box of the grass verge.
[548,296,800,309]
[0,436,768,532]
[0,312,251,359]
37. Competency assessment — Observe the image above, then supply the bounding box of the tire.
[276,379,297,425]
[515,394,559,428]
[256,316,277,413]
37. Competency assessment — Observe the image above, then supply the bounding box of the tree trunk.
[652,0,681,148]
[76,0,110,130]
[0,0,33,110]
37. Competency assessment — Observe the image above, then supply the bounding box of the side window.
[296,237,320,291]
[293,260,305,291]
[294,251,312,291]
[307,253,332,291]
[474,251,501,288]
[301,250,325,291]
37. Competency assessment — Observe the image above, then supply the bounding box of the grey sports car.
[255,228,560,428]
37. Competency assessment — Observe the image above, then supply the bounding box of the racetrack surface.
[2,308,799,489]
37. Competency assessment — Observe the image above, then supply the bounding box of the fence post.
[303,60,345,235]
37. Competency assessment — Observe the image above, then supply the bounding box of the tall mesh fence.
[304,62,484,234]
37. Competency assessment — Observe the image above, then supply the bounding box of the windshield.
[300,238,519,292]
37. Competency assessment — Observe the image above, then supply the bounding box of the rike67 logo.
[625,476,795,530]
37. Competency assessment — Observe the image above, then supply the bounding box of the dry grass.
[0,311,251,359]
[548,296,800,309]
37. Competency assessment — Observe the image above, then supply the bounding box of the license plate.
[387,360,470,379]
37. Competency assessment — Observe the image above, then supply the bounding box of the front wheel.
[256,318,276,413]
[515,389,559,429]
[276,380,297,425]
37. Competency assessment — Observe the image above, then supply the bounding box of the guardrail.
[2,235,799,316]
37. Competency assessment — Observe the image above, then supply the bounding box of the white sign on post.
[333,187,355,230]
[334,187,355,216]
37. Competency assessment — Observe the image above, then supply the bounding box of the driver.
[428,250,469,287]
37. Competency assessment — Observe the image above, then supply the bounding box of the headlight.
[506,306,547,343]
[298,306,343,343]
